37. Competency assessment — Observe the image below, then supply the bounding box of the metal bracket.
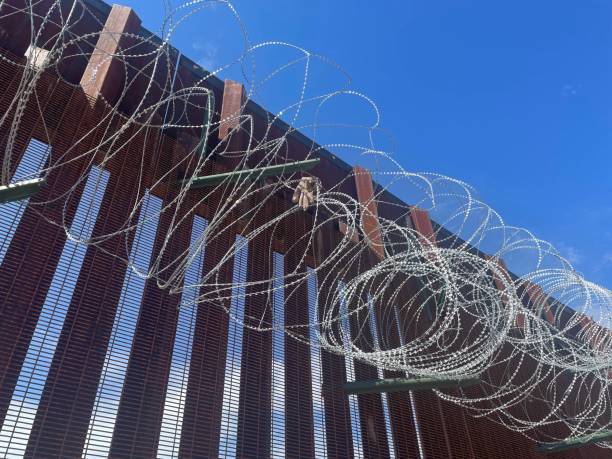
[183,158,319,189]
[0,178,45,203]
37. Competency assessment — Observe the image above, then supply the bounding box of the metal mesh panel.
[157,215,208,458]
[271,251,286,458]
[308,267,329,458]
[218,234,249,458]
[0,138,49,265]
[0,166,109,457]
[0,41,605,459]
[83,192,162,458]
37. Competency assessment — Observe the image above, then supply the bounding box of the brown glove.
[292,177,317,210]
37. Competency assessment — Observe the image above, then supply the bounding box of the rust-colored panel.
[284,206,316,458]
[353,166,384,260]
[487,255,525,330]
[409,207,436,245]
[23,151,142,457]
[316,224,356,458]
[339,220,360,244]
[219,80,246,141]
[178,212,236,457]
[0,84,94,428]
[108,204,192,458]
[524,281,554,324]
[235,208,274,458]
[80,5,141,105]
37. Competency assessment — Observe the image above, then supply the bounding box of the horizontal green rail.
[537,431,612,454]
[0,178,45,203]
[344,374,481,395]
[183,158,319,189]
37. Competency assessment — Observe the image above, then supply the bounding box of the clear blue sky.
[120,0,612,289]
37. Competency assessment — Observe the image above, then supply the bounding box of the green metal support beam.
[0,178,45,203]
[344,374,481,395]
[537,431,612,454]
[184,158,319,189]
[198,90,215,159]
